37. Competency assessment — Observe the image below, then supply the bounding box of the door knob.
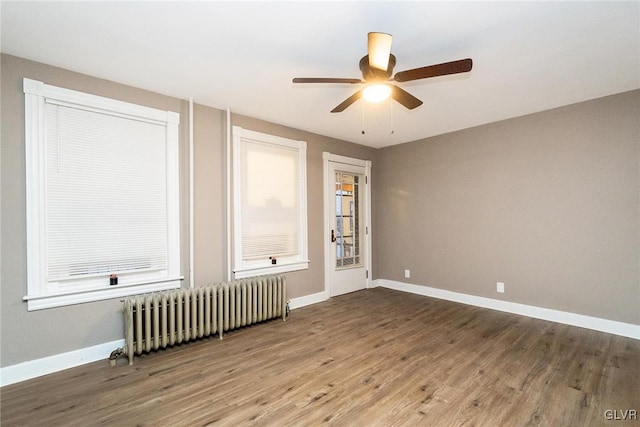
[331,230,337,242]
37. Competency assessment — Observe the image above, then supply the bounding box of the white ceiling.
[2,1,639,148]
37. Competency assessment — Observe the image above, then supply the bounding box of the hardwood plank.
[1,288,638,426]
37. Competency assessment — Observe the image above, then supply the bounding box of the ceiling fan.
[293,32,473,113]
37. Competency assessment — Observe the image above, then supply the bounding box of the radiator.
[119,275,287,365]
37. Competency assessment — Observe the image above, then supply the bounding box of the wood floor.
[1,288,638,426]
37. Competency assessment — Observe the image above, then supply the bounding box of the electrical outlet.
[404,269,411,279]
[497,282,505,293]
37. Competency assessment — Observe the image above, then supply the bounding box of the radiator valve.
[109,347,125,367]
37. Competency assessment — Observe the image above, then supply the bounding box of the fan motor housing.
[359,54,396,82]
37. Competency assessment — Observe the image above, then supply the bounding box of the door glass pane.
[335,171,362,269]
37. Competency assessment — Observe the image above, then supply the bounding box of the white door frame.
[323,152,372,297]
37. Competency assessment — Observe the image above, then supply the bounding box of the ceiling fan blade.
[394,58,473,82]
[368,32,393,71]
[331,90,363,113]
[390,85,423,110]
[293,77,362,84]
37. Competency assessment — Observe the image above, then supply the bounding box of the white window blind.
[233,127,308,278]
[46,104,168,281]
[240,139,299,259]
[23,78,181,310]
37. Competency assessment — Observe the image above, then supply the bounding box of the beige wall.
[1,53,637,370]
[374,90,640,324]
[192,109,380,297]
[193,104,227,285]
[1,54,189,366]
[0,54,376,367]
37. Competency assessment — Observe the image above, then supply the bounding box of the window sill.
[24,277,183,311]
[234,261,309,280]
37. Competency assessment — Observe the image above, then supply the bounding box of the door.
[325,155,371,297]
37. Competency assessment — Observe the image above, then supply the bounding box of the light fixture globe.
[362,83,391,103]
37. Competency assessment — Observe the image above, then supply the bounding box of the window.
[24,78,181,310]
[232,126,308,279]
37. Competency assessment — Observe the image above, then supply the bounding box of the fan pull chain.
[361,101,366,135]
[389,99,395,135]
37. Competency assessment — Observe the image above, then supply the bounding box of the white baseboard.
[6,281,634,388]
[0,339,125,388]
[289,290,328,310]
[373,279,640,340]
[1,291,329,388]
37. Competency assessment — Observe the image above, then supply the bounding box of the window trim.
[232,126,309,279]
[23,78,182,310]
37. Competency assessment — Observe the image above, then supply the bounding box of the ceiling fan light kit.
[363,83,392,103]
[293,32,473,113]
